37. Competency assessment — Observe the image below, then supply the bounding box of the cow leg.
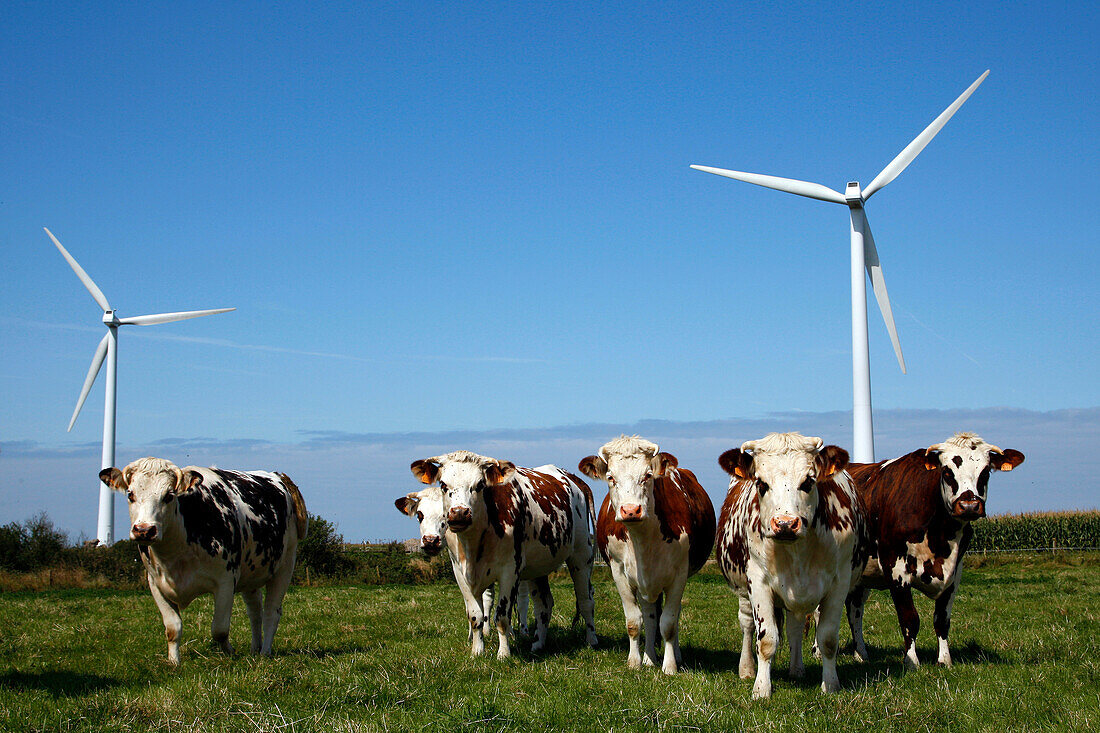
[211,582,236,655]
[815,589,846,694]
[737,596,756,679]
[610,565,644,668]
[516,581,530,636]
[933,583,957,667]
[260,565,294,656]
[481,586,495,639]
[890,586,921,669]
[494,574,517,659]
[242,589,264,654]
[786,609,805,679]
[846,586,871,662]
[147,575,183,665]
[530,576,554,653]
[640,597,660,667]
[565,551,598,648]
[750,592,779,699]
[464,592,487,657]
[659,577,688,675]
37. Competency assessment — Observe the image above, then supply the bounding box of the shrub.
[295,513,357,581]
[0,514,68,572]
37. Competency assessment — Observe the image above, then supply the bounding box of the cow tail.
[279,472,309,540]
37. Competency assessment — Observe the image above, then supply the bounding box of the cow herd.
[100,430,1023,699]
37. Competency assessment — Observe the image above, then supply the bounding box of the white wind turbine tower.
[45,228,235,545]
[692,70,989,463]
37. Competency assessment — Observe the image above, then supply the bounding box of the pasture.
[2,554,1097,732]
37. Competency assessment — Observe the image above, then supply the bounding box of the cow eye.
[439,482,448,493]
[126,491,135,503]
[416,511,424,522]
[798,478,815,492]
[607,476,616,486]
[756,480,769,494]
[163,493,174,503]
[644,472,653,481]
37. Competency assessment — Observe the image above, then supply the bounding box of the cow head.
[99,457,202,544]
[923,432,1025,521]
[719,433,848,543]
[394,487,447,556]
[410,451,516,533]
[579,435,677,523]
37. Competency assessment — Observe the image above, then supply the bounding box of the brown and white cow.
[100,457,308,665]
[394,487,531,636]
[578,436,715,674]
[410,451,598,658]
[846,432,1025,669]
[716,433,866,698]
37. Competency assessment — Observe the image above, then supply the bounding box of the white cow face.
[720,433,848,542]
[99,457,201,543]
[923,432,1025,521]
[579,436,677,523]
[395,488,448,556]
[410,451,516,533]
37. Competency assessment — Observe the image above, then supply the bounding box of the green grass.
[2,555,1099,732]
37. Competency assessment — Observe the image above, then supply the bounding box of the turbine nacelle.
[102,310,119,325]
[844,182,863,207]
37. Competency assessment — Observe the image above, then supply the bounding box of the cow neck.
[450,496,491,565]
[141,507,190,566]
[866,452,964,539]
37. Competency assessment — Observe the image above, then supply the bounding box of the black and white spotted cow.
[100,457,308,664]
[394,487,531,636]
[410,451,598,658]
[846,432,1025,668]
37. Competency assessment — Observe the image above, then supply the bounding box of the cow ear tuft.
[175,470,203,494]
[923,447,942,471]
[718,449,752,479]
[411,459,440,485]
[99,467,126,491]
[817,445,849,478]
[578,455,607,480]
[990,448,1025,472]
[652,452,678,477]
[395,493,419,516]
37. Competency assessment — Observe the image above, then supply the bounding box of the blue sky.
[2,2,1097,541]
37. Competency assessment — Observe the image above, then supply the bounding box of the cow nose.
[618,504,644,522]
[447,507,472,530]
[770,515,802,540]
[131,523,158,542]
[422,535,443,556]
[956,498,984,518]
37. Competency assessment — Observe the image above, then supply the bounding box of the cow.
[845,432,1025,669]
[99,457,308,665]
[578,436,715,674]
[409,451,598,658]
[394,487,531,636]
[716,432,866,698]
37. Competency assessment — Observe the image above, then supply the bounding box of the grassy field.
[1,554,1098,732]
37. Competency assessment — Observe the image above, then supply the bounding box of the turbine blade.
[118,308,235,326]
[69,332,110,431]
[44,228,112,312]
[862,215,906,373]
[690,165,847,204]
[863,70,990,200]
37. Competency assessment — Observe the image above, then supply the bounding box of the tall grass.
[971,510,1100,552]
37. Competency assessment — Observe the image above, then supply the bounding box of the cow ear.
[718,449,753,479]
[395,493,419,516]
[816,445,849,478]
[174,470,203,494]
[577,455,607,480]
[990,449,1025,472]
[652,452,678,477]
[485,460,516,486]
[923,447,942,471]
[99,467,126,491]
[410,459,440,485]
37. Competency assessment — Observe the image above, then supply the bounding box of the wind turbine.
[691,70,989,463]
[45,227,235,544]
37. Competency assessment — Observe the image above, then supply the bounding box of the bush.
[0,514,68,572]
[295,513,357,581]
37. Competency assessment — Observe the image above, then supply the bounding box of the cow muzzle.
[421,534,444,556]
[617,504,645,523]
[447,507,472,532]
[952,494,985,520]
[768,515,803,542]
[131,523,159,543]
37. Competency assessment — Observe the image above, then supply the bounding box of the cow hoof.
[789,663,805,679]
[937,656,952,668]
[821,677,840,694]
[662,661,678,676]
[627,655,642,669]
[751,682,771,700]
[642,655,656,667]
[854,646,870,664]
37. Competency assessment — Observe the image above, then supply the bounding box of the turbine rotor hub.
[102,310,119,325]
[845,181,864,207]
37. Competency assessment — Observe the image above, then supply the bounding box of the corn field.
[970,510,1100,552]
